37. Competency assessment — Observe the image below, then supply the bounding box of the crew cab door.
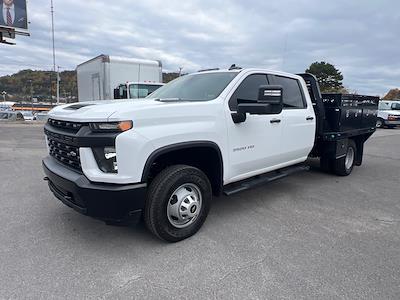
[225,73,284,183]
[270,75,316,162]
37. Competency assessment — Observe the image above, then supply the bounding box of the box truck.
[76,55,162,102]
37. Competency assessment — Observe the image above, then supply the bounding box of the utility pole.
[51,0,56,73]
[56,66,60,105]
[51,0,56,106]
[29,80,33,111]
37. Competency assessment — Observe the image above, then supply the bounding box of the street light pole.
[51,0,56,73]
[51,0,57,106]
[29,80,33,112]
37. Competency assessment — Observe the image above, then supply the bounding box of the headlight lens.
[92,147,118,173]
[90,121,133,132]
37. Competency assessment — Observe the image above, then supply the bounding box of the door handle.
[270,119,281,124]
[306,116,314,121]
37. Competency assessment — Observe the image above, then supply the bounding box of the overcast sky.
[0,0,399,95]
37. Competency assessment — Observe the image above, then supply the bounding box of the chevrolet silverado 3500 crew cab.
[42,68,379,242]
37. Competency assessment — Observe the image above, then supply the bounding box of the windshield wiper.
[154,98,183,102]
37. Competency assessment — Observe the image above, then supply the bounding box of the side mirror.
[237,85,283,116]
[113,88,120,99]
[258,85,283,105]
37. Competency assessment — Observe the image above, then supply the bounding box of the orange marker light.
[118,121,133,132]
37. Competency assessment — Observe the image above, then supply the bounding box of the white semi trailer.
[77,55,162,102]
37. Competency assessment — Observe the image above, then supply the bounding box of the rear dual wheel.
[333,140,356,176]
[320,140,356,176]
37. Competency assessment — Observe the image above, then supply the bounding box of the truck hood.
[48,99,167,122]
[48,99,219,126]
[386,110,400,115]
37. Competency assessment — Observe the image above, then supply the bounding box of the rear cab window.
[271,76,306,109]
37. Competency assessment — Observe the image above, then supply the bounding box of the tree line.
[0,70,77,102]
[0,70,180,102]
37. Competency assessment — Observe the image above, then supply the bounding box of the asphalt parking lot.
[1,123,400,299]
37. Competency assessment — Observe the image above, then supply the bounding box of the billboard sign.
[0,0,28,31]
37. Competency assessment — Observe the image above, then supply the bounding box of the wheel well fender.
[141,141,224,195]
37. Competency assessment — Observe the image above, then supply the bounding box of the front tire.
[333,140,356,176]
[144,165,212,242]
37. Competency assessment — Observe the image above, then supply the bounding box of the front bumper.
[384,120,400,126]
[42,156,147,224]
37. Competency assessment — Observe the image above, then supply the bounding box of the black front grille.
[48,137,81,171]
[47,118,87,133]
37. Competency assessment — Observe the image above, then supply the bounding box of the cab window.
[229,74,269,110]
[272,76,306,109]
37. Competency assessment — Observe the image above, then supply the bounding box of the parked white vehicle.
[376,100,400,128]
[35,112,49,121]
[77,55,162,102]
[114,82,164,99]
[43,68,378,242]
[0,111,24,121]
[20,111,35,121]
[0,101,16,111]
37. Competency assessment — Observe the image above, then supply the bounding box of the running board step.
[223,164,309,196]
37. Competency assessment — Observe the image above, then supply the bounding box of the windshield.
[391,103,400,110]
[379,102,390,110]
[129,84,163,99]
[148,72,239,101]
[379,102,400,110]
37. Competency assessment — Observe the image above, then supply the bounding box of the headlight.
[92,147,118,173]
[90,121,133,132]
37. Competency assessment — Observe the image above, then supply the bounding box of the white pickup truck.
[42,67,378,242]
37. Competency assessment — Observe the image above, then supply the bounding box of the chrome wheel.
[376,119,383,128]
[167,183,202,229]
[345,146,355,170]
